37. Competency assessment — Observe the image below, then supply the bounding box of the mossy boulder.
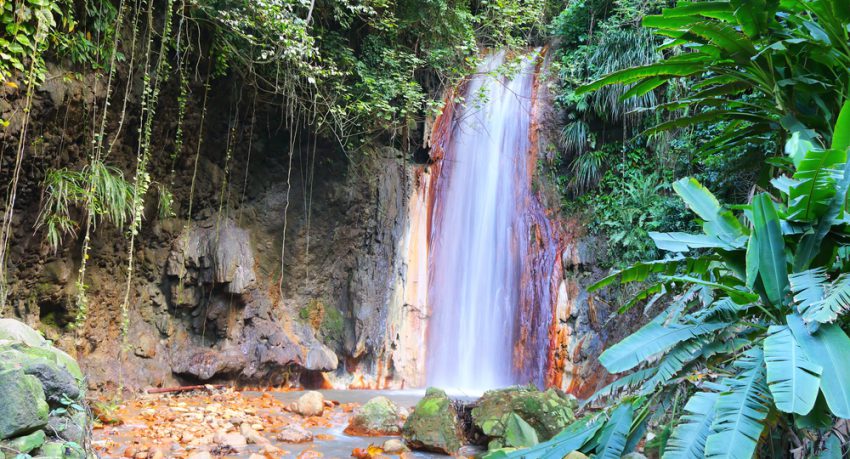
[402,388,465,454]
[0,319,89,456]
[344,396,403,436]
[471,386,575,449]
[2,430,46,454]
[0,367,49,439]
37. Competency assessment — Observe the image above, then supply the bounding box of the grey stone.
[0,368,49,439]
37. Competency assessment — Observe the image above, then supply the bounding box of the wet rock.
[471,386,574,448]
[345,396,402,436]
[276,423,314,443]
[402,388,464,455]
[239,423,270,445]
[292,391,324,417]
[213,431,247,449]
[187,452,213,459]
[382,439,408,454]
[0,367,49,439]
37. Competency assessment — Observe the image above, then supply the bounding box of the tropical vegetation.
[492,0,850,457]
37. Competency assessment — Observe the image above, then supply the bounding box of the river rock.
[0,367,49,439]
[382,438,408,454]
[344,396,402,436]
[276,423,313,443]
[292,391,324,417]
[239,423,270,445]
[214,431,247,449]
[471,386,574,449]
[402,388,464,455]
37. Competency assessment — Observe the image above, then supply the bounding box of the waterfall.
[426,50,559,392]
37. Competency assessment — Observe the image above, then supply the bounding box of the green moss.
[320,306,344,344]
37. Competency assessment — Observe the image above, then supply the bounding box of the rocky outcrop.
[471,386,575,450]
[402,388,465,454]
[344,396,403,436]
[0,320,89,457]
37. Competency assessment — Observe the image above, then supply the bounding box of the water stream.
[427,50,556,392]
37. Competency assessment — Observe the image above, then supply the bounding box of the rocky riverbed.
[92,389,458,459]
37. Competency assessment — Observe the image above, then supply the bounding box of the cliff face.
[0,49,637,396]
[0,50,429,392]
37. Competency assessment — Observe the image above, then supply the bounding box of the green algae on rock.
[344,396,403,436]
[471,386,576,449]
[402,388,465,454]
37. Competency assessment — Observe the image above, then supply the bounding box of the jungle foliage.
[496,1,850,458]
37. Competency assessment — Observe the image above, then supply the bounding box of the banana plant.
[497,1,850,453]
[576,0,850,159]
[494,103,850,458]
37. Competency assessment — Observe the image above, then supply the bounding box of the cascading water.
[426,50,560,392]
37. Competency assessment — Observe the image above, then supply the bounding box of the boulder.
[276,423,313,443]
[292,391,325,417]
[21,361,80,405]
[471,386,574,449]
[0,319,46,347]
[402,388,464,455]
[344,396,402,436]
[0,368,49,439]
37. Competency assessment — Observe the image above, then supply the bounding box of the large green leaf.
[663,392,718,459]
[599,317,729,373]
[731,0,777,38]
[704,349,771,459]
[790,268,850,324]
[673,177,745,241]
[830,99,850,151]
[642,338,706,394]
[793,160,850,271]
[649,232,746,252]
[787,149,846,222]
[589,255,715,291]
[787,313,850,418]
[763,325,822,414]
[504,413,539,448]
[595,403,635,459]
[577,62,707,95]
[495,415,605,459]
[751,194,789,306]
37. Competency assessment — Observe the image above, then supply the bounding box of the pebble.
[213,431,247,448]
[187,452,212,459]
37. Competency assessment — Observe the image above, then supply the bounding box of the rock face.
[402,388,464,454]
[344,396,403,436]
[0,319,89,455]
[471,386,575,449]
